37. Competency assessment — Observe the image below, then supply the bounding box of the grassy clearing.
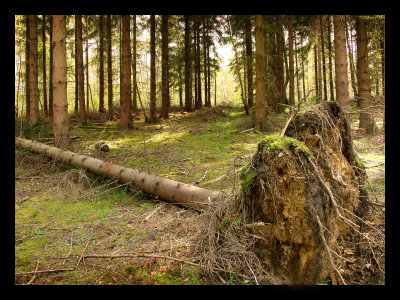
[15,104,385,285]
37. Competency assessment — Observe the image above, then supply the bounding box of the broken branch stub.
[15,137,222,211]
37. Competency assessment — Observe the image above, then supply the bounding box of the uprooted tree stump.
[241,102,369,284]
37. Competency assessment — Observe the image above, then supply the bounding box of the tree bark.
[120,15,132,129]
[42,15,48,116]
[275,15,285,112]
[149,15,157,123]
[132,15,138,113]
[319,16,327,101]
[107,15,113,118]
[74,21,79,113]
[161,15,169,119]
[28,15,39,126]
[288,15,295,106]
[15,138,222,212]
[86,16,89,111]
[76,15,87,124]
[255,15,267,131]
[184,15,192,112]
[52,15,71,149]
[355,16,376,134]
[25,15,30,119]
[345,17,358,99]
[333,15,350,114]
[327,15,335,101]
[99,15,105,113]
[245,16,253,108]
[49,15,53,117]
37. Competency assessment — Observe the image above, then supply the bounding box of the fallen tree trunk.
[15,137,222,211]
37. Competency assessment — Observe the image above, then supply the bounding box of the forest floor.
[14,104,385,285]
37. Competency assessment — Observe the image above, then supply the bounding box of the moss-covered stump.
[242,102,368,284]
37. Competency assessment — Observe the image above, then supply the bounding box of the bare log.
[15,137,222,211]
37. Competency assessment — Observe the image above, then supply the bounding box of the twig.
[15,267,75,276]
[280,89,314,137]
[75,229,93,269]
[26,260,40,285]
[316,215,346,285]
[239,128,254,134]
[192,171,208,185]
[144,203,166,221]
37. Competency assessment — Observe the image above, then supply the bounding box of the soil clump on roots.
[242,102,369,284]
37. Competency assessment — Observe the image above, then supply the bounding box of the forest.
[15,14,385,285]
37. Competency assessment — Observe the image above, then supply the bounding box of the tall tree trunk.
[227,15,247,114]
[288,15,295,106]
[52,15,71,149]
[184,15,192,112]
[275,15,285,112]
[255,15,267,131]
[313,45,319,98]
[294,31,301,101]
[355,16,376,134]
[327,15,335,101]
[99,15,105,113]
[28,15,39,126]
[266,16,277,109]
[161,15,169,119]
[193,19,198,108]
[319,15,327,101]
[74,21,79,112]
[76,15,87,124]
[316,17,322,101]
[107,15,113,118]
[85,16,89,111]
[149,15,157,123]
[207,32,211,106]
[120,15,132,129]
[42,15,48,116]
[345,17,358,99]
[49,15,53,117]
[179,65,183,108]
[203,17,209,107]
[25,15,30,119]
[196,18,202,108]
[333,15,350,114]
[380,16,385,96]
[132,15,138,113]
[245,16,253,108]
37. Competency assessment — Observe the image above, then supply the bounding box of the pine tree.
[107,15,113,118]
[255,15,267,131]
[161,15,170,119]
[120,15,132,128]
[99,15,105,113]
[28,15,39,126]
[76,15,87,124]
[149,15,157,123]
[52,15,71,149]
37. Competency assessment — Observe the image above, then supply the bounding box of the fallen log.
[15,137,222,211]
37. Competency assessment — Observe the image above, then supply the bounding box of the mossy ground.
[14,105,385,285]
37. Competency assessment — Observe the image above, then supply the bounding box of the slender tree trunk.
[25,15,30,119]
[333,15,350,114]
[320,16,327,101]
[161,15,169,119]
[49,15,53,117]
[207,34,211,106]
[245,16,253,108]
[85,16,89,111]
[99,15,105,113]
[74,21,78,112]
[76,15,87,124]
[107,15,113,118]
[120,15,132,129]
[193,19,198,108]
[294,32,301,101]
[327,15,335,101]
[266,16,277,109]
[345,17,358,99]
[288,15,295,106]
[355,16,376,134]
[316,18,322,101]
[178,65,183,108]
[184,15,192,112]
[52,15,71,149]
[203,17,209,107]
[255,15,267,131]
[196,18,202,108]
[275,15,285,112]
[313,45,319,98]
[380,16,385,96]
[132,15,138,113]
[28,15,39,126]
[149,15,157,122]
[42,15,48,116]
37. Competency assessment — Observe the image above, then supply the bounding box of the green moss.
[240,163,257,196]
[354,155,366,169]
[262,134,314,158]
